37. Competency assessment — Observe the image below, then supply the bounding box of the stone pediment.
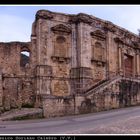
[90,30,106,39]
[51,24,71,34]
[69,13,93,24]
[36,10,53,20]
[114,37,138,48]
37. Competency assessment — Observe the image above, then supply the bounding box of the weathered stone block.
[43,97,74,118]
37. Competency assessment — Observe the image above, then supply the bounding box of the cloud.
[0,6,140,42]
[0,14,32,42]
[111,6,140,35]
[41,6,140,35]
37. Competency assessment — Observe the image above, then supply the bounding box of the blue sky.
[0,5,140,42]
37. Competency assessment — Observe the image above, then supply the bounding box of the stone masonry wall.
[0,42,36,113]
[33,10,140,118]
[1,9,140,119]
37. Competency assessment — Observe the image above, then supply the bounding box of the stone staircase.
[84,76,122,97]
[84,76,140,97]
[76,75,140,114]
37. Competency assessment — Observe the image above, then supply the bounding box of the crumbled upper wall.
[35,9,140,42]
[0,42,31,75]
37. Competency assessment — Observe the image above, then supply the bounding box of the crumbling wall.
[0,42,32,75]
[0,42,36,113]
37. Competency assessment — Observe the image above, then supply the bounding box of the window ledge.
[51,56,71,64]
[91,58,106,66]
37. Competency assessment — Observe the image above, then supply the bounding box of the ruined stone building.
[0,9,140,118]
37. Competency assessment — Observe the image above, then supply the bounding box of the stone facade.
[1,9,140,118]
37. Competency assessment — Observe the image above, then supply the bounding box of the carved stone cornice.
[103,21,116,33]
[90,30,106,40]
[114,37,124,44]
[51,24,71,34]
[69,13,93,25]
[122,39,140,49]
[121,38,138,48]
[124,32,132,39]
[36,10,53,20]
[132,41,139,48]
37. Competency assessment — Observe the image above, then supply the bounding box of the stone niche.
[51,24,71,64]
[91,30,106,67]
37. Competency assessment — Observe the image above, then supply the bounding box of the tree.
[137,29,140,36]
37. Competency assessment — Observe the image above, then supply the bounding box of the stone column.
[133,54,136,77]
[118,45,123,76]
[105,30,110,79]
[75,22,83,93]
[0,73,3,106]
[136,50,139,77]
[37,19,41,65]
[35,19,42,107]
[76,22,83,67]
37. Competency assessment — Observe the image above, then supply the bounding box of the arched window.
[54,36,67,57]
[20,50,30,67]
